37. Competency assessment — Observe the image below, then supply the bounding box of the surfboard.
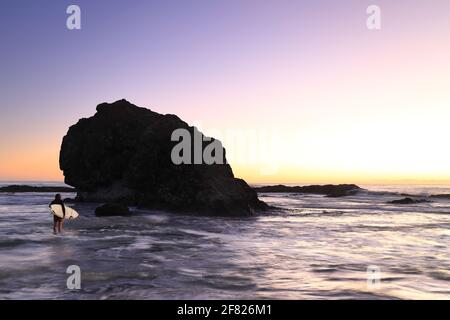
[50,204,79,220]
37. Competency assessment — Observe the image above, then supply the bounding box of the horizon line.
[2,179,450,186]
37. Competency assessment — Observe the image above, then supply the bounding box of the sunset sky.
[1,0,449,184]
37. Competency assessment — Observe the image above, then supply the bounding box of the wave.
[362,190,450,201]
[273,188,450,201]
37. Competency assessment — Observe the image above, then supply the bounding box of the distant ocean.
[0,182,449,299]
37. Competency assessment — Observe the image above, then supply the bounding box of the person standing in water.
[49,194,65,234]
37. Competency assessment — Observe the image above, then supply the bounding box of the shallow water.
[0,184,449,299]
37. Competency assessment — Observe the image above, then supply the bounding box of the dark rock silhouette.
[0,185,75,193]
[388,197,430,205]
[95,203,131,217]
[429,194,450,200]
[60,99,267,216]
[253,184,362,197]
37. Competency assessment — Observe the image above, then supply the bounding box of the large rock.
[60,99,267,216]
[95,203,131,217]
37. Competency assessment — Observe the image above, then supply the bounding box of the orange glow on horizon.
[0,141,63,182]
[1,2,449,185]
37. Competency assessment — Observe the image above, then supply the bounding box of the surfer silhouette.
[49,194,65,234]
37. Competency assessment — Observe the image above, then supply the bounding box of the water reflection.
[0,188,449,299]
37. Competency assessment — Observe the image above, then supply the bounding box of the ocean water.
[0,183,449,300]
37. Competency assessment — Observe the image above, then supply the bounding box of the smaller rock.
[95,203,131,216]
[429,194,450,200]
[0,185,75,193]
[388,197,429,205]
[253,184,362,197]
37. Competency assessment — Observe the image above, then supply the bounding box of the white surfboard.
[50,204,79,220]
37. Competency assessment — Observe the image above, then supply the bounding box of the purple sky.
[1,0,450,183]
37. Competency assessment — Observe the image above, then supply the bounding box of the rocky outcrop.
[253,184,362,197]
[0,185,75,193]
[388,197,430,205]
[59,99,267,216]
[429,194,450,200]
[95,203,131,217]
